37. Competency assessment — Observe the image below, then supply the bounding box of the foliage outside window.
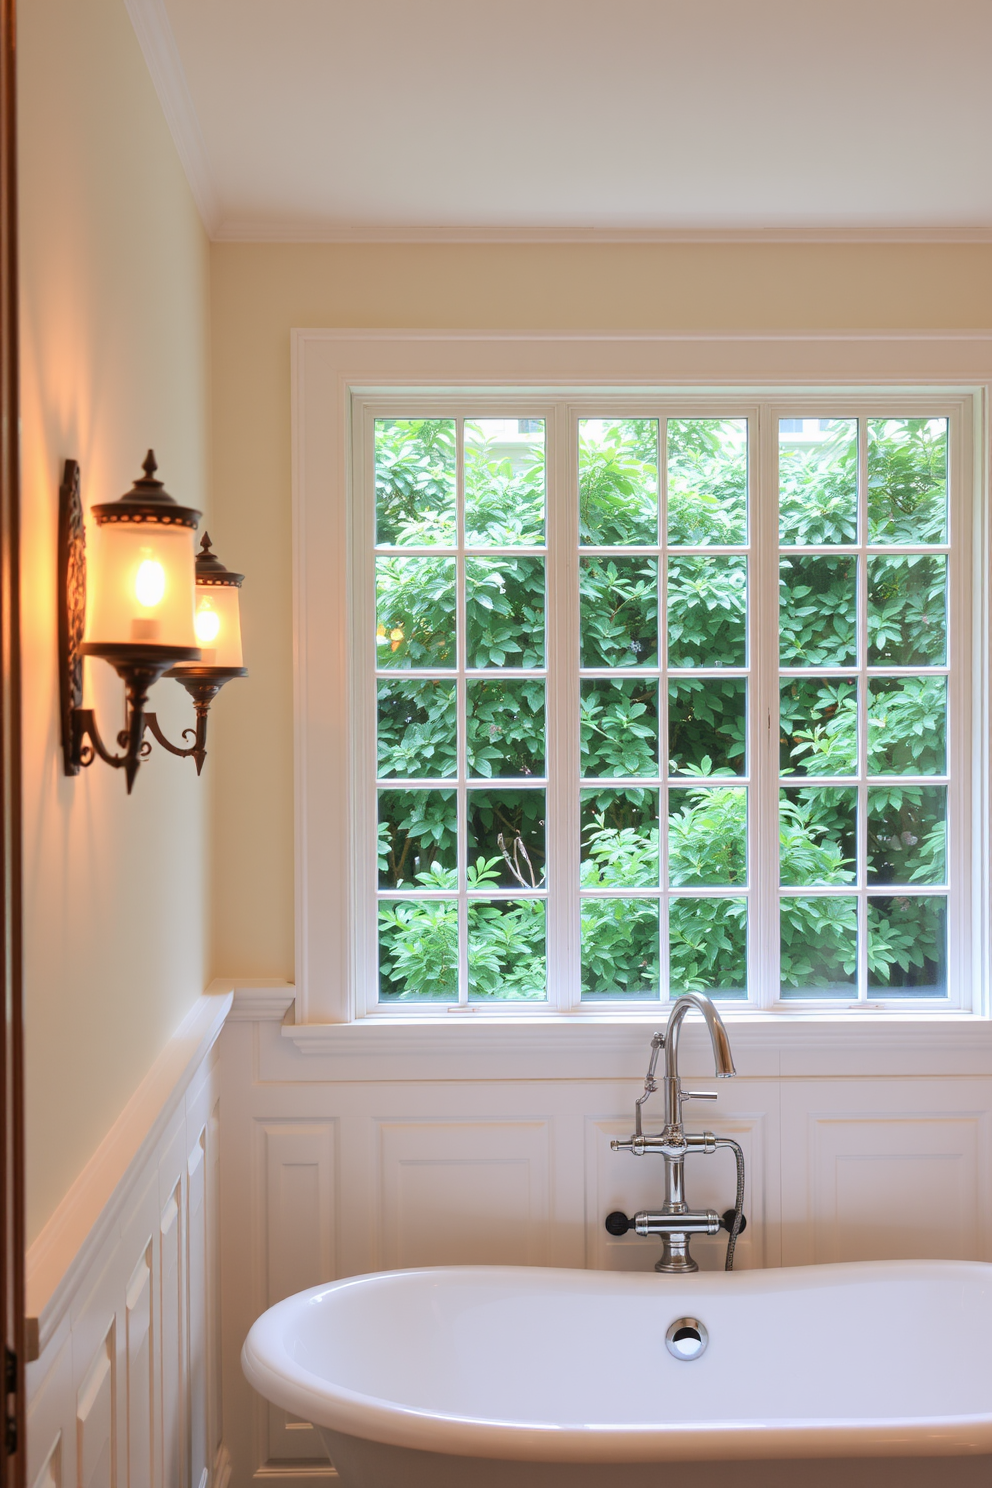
[366,404,961,1011]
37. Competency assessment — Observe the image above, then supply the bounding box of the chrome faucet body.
[611,993,741,1273]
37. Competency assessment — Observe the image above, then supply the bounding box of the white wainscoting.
[26,992,232,1488]
[218,992,992,1486]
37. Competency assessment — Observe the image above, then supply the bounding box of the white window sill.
[218,985,992,1081]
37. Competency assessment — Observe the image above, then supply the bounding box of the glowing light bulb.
[195,603,221,644]
[134,559,166,608]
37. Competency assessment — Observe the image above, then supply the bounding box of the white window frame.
[292,330,990,1034]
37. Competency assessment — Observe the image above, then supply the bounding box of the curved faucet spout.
[664,993,736,1083]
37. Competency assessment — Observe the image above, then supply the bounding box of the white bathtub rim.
[241,1261,992,1466]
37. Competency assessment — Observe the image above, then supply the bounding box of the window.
[352,395,970,1016]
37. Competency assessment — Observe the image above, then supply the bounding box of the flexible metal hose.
[715,1137,745,1271]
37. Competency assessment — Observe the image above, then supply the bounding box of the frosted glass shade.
[170,533,246,673]
[84,521,197,650]
[186,584,244,668]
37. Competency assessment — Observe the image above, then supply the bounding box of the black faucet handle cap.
[605,1211,632,1236]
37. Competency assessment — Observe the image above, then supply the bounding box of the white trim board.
[216,222,992,245]
[26,990,232,1357]
[206,976,296,1022]
[292,330,992,1026]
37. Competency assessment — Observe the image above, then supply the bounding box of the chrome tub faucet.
[607,993,747,1273]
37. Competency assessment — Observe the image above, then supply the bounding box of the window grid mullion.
[751,403,780,1010]
[855,416,870,1002]
[659,417,670,1001]
[455,416,469,1005]
[357,404,379,1017]
[547,406,580,1010]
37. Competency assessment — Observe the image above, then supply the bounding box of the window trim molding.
[292,328,992,1030]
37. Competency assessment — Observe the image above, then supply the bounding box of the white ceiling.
[139,0,992,240]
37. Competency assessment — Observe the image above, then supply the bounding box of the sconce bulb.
[134,558,166,608]
[195,605,221,645]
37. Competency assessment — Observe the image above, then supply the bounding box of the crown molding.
[123,0,220,236]
[213,222,992,247]
[115,5,992,252]
[297,326,992,344]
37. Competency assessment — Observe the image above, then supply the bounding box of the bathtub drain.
[665,1318,708,1360]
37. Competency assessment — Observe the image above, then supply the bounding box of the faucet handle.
[681,1090,718,1102]
[604,1210,632,1235]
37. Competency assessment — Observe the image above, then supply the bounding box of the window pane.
[378,789,457,889]
[779,555,857,667]
[779,788,856,887]
[779,418,857,546]
[377,679,457,779]
[581,898,660,1000]
[867,786,946,886]
[468,901,547,1001]
[467,678,545,778]
[667,418,747,546]
[867,555,947,666]
[580,557,658,667]
[375,418,456,547]
[668,678,746,776]
[669,898,746,999]
[579,419,658,546]
[780,678,858,777]
[581,789,659,888]
[867,677,946,776]
[668,788,747,888]
[376,557,455,668]
[867,418,947,544]
[667,555,746,667]
[464,418,545,545]
[466,556,545,669]
[378,900,458,1002]
[780,896,857,996]
[868,896,946,997]
[580,679,659,778]
[467,789,545,889]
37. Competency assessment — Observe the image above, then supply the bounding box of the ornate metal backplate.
[58,459,85,775]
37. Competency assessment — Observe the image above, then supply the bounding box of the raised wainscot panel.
[27,1332,72,1488]
[124,1245,153,1488]
[376,1120,552,1271]
[32,1432,62,1488]
[187,1130,209,1488]
[259,1120,337,1468]
[160,1180,185,1488]
[586,1114,765,1273]
[781,1080,992,1267]
[76,1324,115,1488]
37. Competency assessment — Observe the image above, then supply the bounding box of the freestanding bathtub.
[242,1260,992,1487]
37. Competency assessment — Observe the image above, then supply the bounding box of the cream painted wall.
[208,239,992,984]
[19,0,211,1242]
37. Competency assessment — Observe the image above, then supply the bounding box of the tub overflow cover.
[665,1317,708,1361]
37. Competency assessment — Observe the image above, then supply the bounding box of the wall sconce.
[59,453,247,793]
